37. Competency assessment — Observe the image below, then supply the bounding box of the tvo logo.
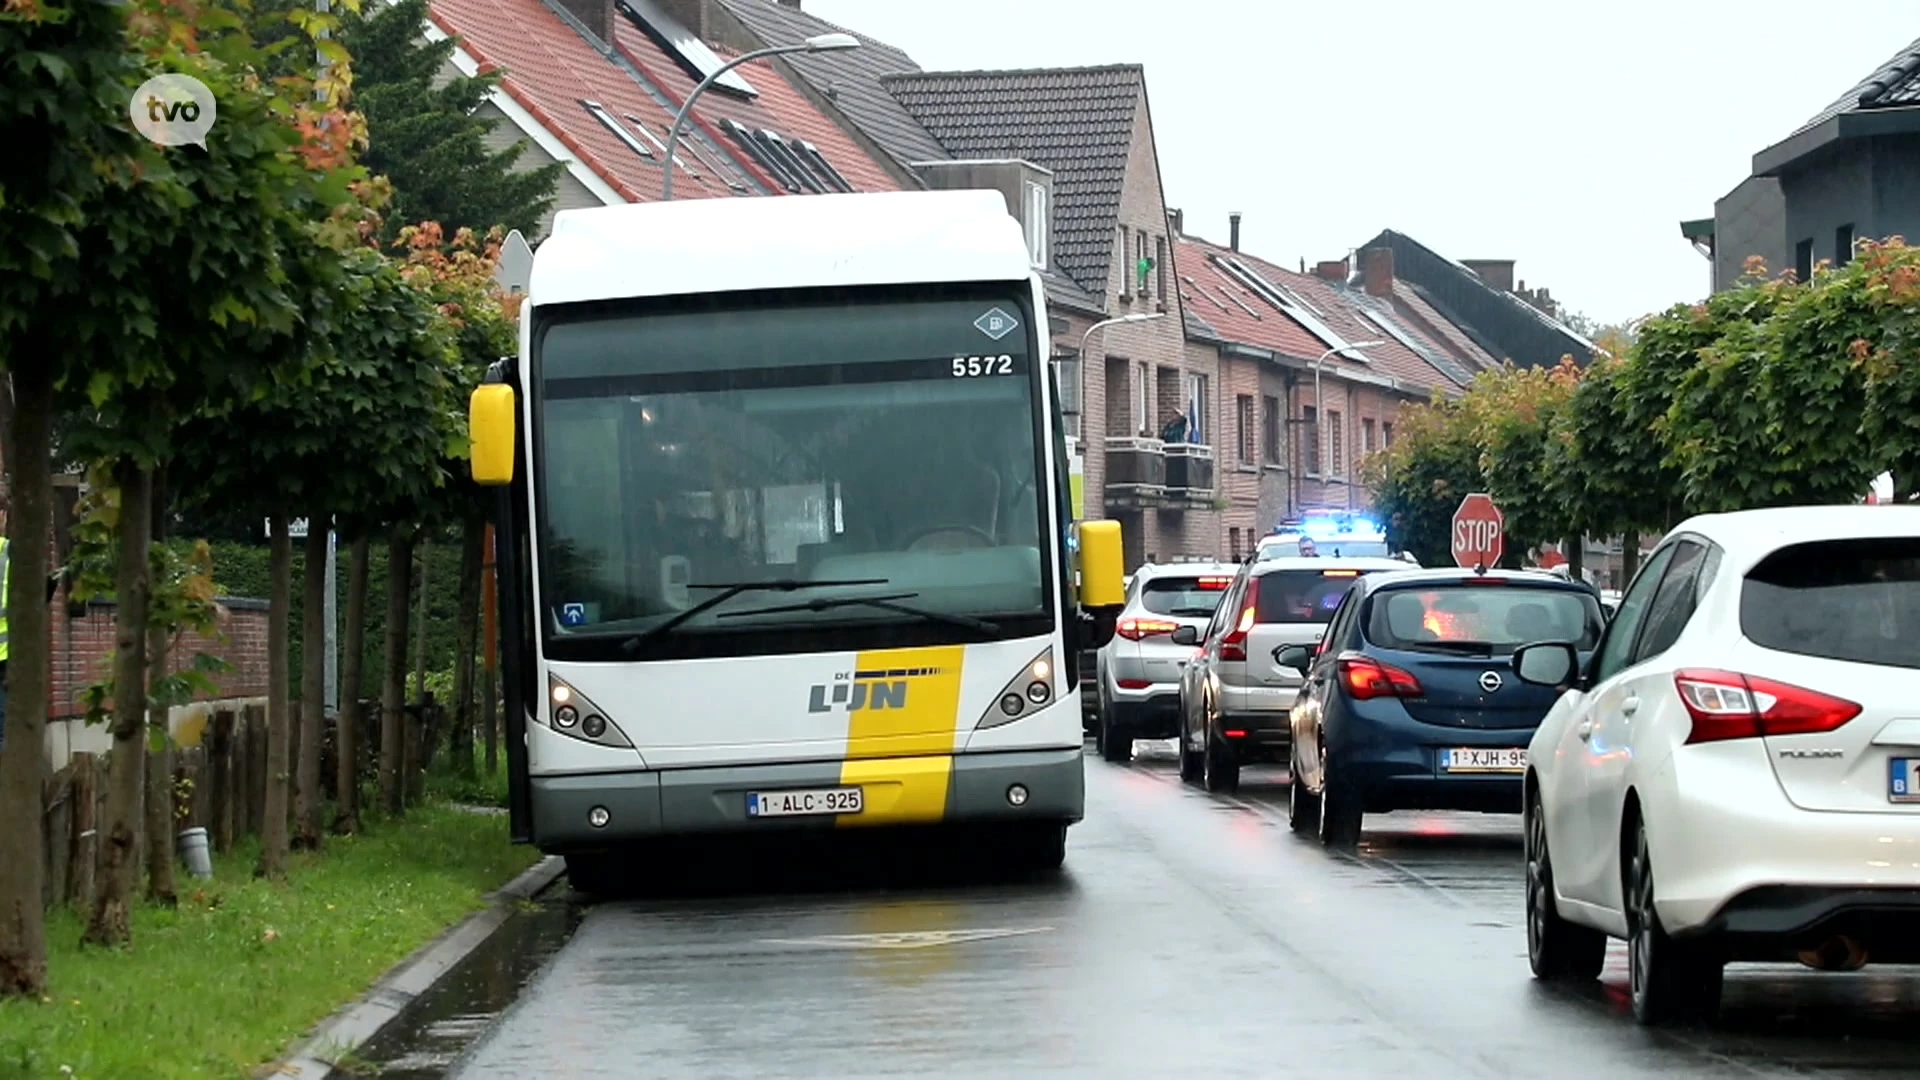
[807,672,908,713]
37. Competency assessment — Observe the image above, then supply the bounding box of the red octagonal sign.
[1451,492,1504,569]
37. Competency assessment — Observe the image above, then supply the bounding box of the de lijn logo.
[130,73,217,150]
[807,664,944,713]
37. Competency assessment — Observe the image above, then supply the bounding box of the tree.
[1361,391,1481,567]
[1467,359,1582,560]
[339,0,561,242]
[1853,239,1920,499]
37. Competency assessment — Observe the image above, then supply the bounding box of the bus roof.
[529,190,1035,307]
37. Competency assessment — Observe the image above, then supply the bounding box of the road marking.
[761,927,1054,950]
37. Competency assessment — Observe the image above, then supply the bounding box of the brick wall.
[49,597,271,721]
[1291,380,1409,512]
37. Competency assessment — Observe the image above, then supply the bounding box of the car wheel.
[1525,787,1605,980]
[565,853,620,897]
[1202,728,1239,793]
[1005,821,1067,872]
[1178,719,1205,784]
[1318,753,1363,849]
[1098,707,1131,763]
[1288,749,1320,834]
[1626,819,1724,1026]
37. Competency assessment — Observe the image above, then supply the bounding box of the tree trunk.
[380,529,414,817]
[293,523,327,849]
[451,523,481,778]
[83,459,153,947]
[412,540,430,705]
[1566,535,1585,582]
[482,525,498,777]
[145,466,175,906]
[1620,531,1642,586]
[0,365,53,995]
[332,535,370,835]
[256,514,293,879]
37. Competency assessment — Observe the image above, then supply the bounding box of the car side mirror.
[1170,625,1200,646]
[1512,641,1578,690]
[1271,643,1312,673]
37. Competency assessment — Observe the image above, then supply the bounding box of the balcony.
[1102,436,1165,510]
[1162,442,1215,510]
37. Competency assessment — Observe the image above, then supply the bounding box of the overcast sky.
[805,0,1917,326]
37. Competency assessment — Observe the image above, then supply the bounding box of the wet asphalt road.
[427,741,1920,1080]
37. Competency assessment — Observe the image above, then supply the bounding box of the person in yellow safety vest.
[0,534,64,754]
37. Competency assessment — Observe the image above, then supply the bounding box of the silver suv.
[1174,556,1410,791]
[1092,561,1240,762]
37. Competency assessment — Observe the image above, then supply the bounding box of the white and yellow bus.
[467,190,1126,889]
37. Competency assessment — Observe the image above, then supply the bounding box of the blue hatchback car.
[1276,568,1606,848]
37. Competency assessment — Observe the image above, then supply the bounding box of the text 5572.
[952,354,1014,377]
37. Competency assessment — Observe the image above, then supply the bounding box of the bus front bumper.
[530,747,1085,850]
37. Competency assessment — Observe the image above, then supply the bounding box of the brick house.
[1355,231,1594,369]
[1175,218,1496,559]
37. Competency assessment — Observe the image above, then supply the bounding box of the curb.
[269,853,568,1078]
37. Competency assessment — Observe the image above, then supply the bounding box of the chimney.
[655,0,711,38]
[1314,259,1348,283]
[1168,208,1183,236]
[1461,259,1515,293]
[555,0,614,42]
[1362,246,1394,298]
[1229,211,1241,252]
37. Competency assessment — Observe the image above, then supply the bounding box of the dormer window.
[1024,181,1048,269]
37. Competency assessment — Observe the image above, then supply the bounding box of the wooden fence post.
[244,703,267,837]
[67,751,97,908]
[210,709,235,853]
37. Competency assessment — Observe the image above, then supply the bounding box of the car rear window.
[1742,537,1920,670]
[1366,585,1603,656]
[1139,574,1234,618]
[1253,569,1374,624]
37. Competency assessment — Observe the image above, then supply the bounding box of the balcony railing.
[1102,436,1165,510]
[1163,442,1215,508]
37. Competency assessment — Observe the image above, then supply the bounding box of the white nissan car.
[1514,505,1920,1026]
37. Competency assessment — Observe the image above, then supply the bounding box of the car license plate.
[746,787,863,818]
[1440,747,1527,773]
[1889,759,1920,803]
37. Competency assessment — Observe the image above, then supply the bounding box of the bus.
[466,190,1126,888]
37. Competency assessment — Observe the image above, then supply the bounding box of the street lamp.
[1078,312,1164,440]
[660,32,861,202]
[1309,340,1383,510]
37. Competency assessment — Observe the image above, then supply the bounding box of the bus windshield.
[533,289,1050,656]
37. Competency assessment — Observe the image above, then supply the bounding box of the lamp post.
[660,32,860,202]
[1308,340,1382,510]
[1079,312,1164,439]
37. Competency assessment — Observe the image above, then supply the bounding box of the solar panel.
[580,99,654,160]
[619,0,756,98]
[1213,254,1366,362]
[797,140,854,193]
[758,130,823,194]
[722,119,800,193]
[1361,308,1474,386]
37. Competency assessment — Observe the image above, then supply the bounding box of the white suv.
[1517,505,1920,1026]
[1092,562,1240,763]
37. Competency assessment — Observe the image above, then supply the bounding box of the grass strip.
[0,800,537,1080]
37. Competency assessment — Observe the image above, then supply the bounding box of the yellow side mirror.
[1077,519,1125,608]
[470,384,516,485]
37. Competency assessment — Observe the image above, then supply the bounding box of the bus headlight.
[976,648,1056,730]
[545,672,634,750]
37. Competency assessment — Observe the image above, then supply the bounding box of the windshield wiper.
[618,578,888,654]
[717,591,1001,635]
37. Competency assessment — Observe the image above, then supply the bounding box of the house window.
[1361,417,1375,455]
[1261,395,1280,465]
[1236,395,1255,463]
[1186,373,1207,443]
[1136,362,1151,436]
[1302,405,1320,475]
[1795,238,1814,282]
[1052,351,1080,439]
[1119,227,1131,297]
[1024,181,1048,269]
[1156,236,1168,302]
[1382,421,1393,447]
[1229,527,1243,561]
[1137,230,1151,296]
[1836,223,1855,267]
[1328,409,1345,476]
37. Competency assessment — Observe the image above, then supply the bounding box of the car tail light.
[1337,653,1422,700]
[1673,669,1860,744]
[1220,603,1256,661]
[1197,576,1232,589]
[1116,616,1180,641]
[1116,678,1152,690]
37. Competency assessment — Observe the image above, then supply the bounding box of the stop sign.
[1451,492,1504,569]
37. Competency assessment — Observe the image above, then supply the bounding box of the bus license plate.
[747,787,863,818]
[1441,747,1527,773]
